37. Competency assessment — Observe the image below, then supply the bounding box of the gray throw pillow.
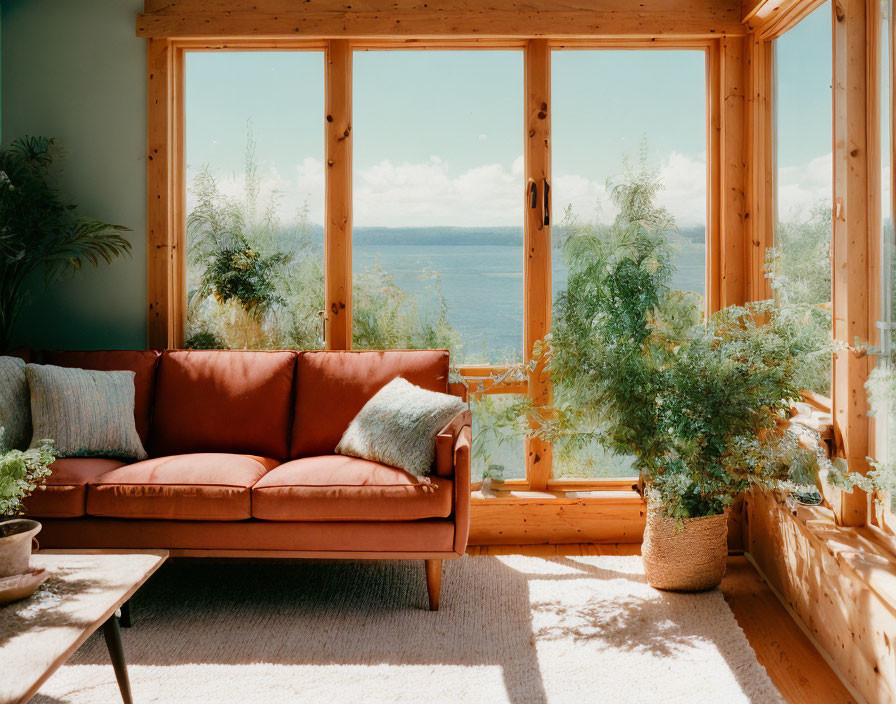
[26,363,148,461]
[336,377,466,477]
[0,356,32,451]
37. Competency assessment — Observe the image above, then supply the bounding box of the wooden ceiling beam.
[742,0,827,39]
[138,0,746,39]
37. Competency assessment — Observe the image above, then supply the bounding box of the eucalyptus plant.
[0,136,131,352]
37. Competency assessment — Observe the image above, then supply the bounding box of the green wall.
[2,0,147,350]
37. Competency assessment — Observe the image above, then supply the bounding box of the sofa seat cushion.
[251,455,453,522]
[87,453,279,521]
[25,458,127,519]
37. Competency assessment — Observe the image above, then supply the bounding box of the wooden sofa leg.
[425,559,442,611]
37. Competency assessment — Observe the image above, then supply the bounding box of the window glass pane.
[184,52,325,350]
[351,51,524,364]
[873,0,896,517]
[774,3,833,396]
[471,393,527,482]
[550,49,707,479]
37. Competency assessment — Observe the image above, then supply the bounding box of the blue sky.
[776,2,834,221]
[185,6,834,229]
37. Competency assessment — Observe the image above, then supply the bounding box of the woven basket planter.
[642,507,728,592]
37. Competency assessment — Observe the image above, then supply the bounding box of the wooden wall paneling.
[832,0,873,526]
[524,39,552,490]
[744,36,775,304]
[325,40,353,350]
[745,490,896,704]
[469,491,646,545]
[138,0,746,40]
[146,37,179,350]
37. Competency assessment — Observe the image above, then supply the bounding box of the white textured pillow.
[336,377,466,477]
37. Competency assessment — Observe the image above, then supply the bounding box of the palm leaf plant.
[0,136,131,352]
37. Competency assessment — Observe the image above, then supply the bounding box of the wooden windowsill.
[766,491,896,612]
[471,488,644,505]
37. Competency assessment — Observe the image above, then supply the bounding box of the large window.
[351,50,524,363]
[176,44,713,487]
[873,0,896,521]
[184,51,325,351]
[549,49,707,479]
[352,50,526,481]
[774,3,834,397]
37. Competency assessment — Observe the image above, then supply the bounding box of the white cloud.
[553,151,708,228]
[186,150,717,230]
[354,156,524,227]
[777,152,832,222]
[186,158,326,227]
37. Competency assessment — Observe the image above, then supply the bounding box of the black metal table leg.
[102,611,133,704]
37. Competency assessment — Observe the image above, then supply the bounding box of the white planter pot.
[0,519,41,578]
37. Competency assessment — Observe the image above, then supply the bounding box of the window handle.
[528,179,538,210]
[542,179,551,227]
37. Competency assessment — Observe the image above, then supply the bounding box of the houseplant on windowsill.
[0,429,55,577]
[498,167,845,591]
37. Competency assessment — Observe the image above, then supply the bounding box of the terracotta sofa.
[21,349,471,610]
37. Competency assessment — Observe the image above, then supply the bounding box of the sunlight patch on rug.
[34,555,783,704]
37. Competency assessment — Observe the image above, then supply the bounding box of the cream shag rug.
[34,555,783,704]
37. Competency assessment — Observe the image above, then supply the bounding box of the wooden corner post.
[524,39,553,490]
[744,35,775,305]
[146,37,185,349]
[832,0,874,526]
[709,36,749,311]
[325,40,353,350]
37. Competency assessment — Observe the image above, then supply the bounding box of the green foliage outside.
[185,132,459,354]
[0,136,131,352]
[485,163,842,518]
[0,429,55,516]
[770,203,833,395]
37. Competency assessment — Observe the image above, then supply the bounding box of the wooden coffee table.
[0,549,168,704]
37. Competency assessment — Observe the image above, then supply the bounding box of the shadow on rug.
[34,555,782,704]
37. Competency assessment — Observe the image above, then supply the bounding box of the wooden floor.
[467,544,857,704]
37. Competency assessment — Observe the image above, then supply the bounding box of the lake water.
[354,240,705,480]
[354,241,706,363]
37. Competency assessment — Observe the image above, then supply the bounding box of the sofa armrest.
[452,424,472,556]
[434,410,472,478]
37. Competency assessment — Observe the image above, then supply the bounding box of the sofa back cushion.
[152,350,296,459]
[291,350,450,458]
[41,350,161,447]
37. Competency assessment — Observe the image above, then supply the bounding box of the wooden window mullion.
[832,0,874,526]
[524,39,552,490]
[325,40,353,350]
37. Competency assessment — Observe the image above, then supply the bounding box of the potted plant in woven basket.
[492,167,845,591]
[0,429,55,577]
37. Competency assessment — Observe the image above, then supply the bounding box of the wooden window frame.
[140,3,752,545]
[746,0,883,528]
[147,35,740,494]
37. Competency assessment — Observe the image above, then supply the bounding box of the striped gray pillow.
[26,363,148,461]
[0,356,32,451]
